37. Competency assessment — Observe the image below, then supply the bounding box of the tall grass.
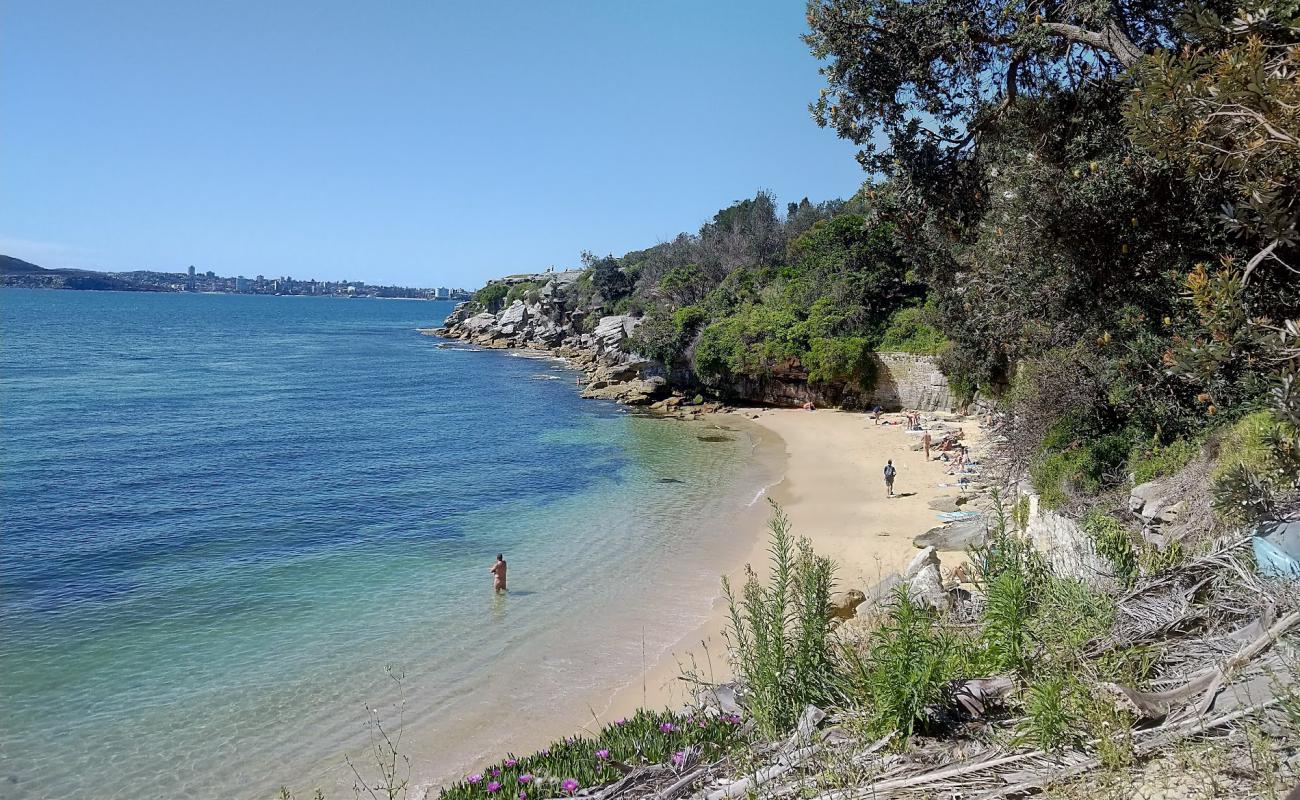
[722,501,836,738]
[843,588,961,738]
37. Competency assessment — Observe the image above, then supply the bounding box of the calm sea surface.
[0,289,775,799]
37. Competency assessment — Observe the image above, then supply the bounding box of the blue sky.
[2,1,865,288]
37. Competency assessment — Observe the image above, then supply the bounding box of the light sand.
[416,407,984,796]
[593,407,984,727]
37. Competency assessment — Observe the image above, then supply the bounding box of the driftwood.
[704,745,820,800]
[655,766,710,800]
[1099,610,1300,720]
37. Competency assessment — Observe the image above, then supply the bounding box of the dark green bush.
[878,305,948,354]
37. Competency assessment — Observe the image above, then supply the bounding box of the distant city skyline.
[0,1,866,288]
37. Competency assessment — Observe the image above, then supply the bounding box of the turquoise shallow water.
[0,289,774,799]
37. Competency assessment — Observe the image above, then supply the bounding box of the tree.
[1126,0,1299,283]
[803,0,1205,180]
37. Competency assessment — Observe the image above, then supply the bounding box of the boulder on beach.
[827,589,867,620]
[914,516,986,550]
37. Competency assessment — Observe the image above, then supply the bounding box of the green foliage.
[1020,675,1085,752]
[437,709,744,800]
[804,337,874,389]
[722,502,837,738]
[1126,0,1300,284]
[587,254,632,306]
[1128,438,1201,485]
[1211,410,1300,522]
[471,283,509,311]
[848,589,957,739]
[981,568,1034,675]
[504,281,542,306]
[877,305,947,354]
[1030,434,1133,509]
[1082,510,1139,588]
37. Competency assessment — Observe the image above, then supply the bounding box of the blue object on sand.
[937,511,981,520]
[1253,520,1300,578]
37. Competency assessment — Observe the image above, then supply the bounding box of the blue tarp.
[1253,520,1300,578]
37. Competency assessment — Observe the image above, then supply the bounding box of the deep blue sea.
[0,289,776,800]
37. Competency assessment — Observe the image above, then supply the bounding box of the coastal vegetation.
[415,0,1300,795]
[442,0,1300,524]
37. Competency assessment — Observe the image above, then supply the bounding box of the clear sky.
[1,1,865,288]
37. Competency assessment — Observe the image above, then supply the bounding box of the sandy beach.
[410,405,985,798]
[593,405,985,727]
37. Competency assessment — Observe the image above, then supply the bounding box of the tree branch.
[1041,19,1145,67]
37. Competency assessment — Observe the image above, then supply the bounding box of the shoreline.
[591,405,984,732]
[414,399,983,797]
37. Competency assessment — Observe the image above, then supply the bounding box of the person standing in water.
[883,459,897,497]
[490,553,507,593]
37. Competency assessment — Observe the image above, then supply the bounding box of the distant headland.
[0,254,469,300]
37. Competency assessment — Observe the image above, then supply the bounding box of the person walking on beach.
[883,459,897,497]
[490,553,507,593]
[922,430,932,461]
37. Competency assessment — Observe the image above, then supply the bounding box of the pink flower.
[487,782,502,794]
[519,794,527,800]
[561,778,579,795]
[467,775,484,785]
[595,749,610,760]
[491,768,501,777]
[726,714,742,725]
[659,723,675,733]
[671,751,686,766]
[615,718,626,726]
[540,748,550,756]
[518,775,533,785]
[504,759,517,767]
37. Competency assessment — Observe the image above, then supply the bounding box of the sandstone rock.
[827,589,867,620]
[498,299,530,328]
[461,312,498,333]
[905,546,940,579]
[927,496,961,513]
[441,301,474,327]
[908,563,952,612]
[592,315,642,357]
[914,517,986,550]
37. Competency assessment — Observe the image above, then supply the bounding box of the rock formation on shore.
[432,276,738,416]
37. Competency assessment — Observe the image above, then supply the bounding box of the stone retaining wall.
[868,352,956,411]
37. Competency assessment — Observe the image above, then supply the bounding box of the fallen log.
[1098,610,1300,720]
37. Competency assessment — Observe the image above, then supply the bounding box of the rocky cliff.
[434,270,959,413]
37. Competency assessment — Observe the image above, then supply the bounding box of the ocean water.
[0,289,777,799]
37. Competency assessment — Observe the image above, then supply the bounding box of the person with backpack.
[883,459,897,497]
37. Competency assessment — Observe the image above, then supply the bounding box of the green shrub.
[672,304,706,334]
[981,568,1034,674]
[471,283,509,310]
[1082,510,1138,588]
[804,336,874,388]
[1127,437,1200,485]
[846,589,957,738]
[1020,675,1085,751]
[878,306,948,354]
[1210,410,1298,523]
[504,280,543,306]
[722,501,836,738]
[1030,430,1132,509]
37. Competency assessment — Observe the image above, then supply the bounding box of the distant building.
[436,287,450,300]
[235,276,249,292]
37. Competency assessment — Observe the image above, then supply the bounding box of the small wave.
[532,374,561,381]
[746,477,782,507]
